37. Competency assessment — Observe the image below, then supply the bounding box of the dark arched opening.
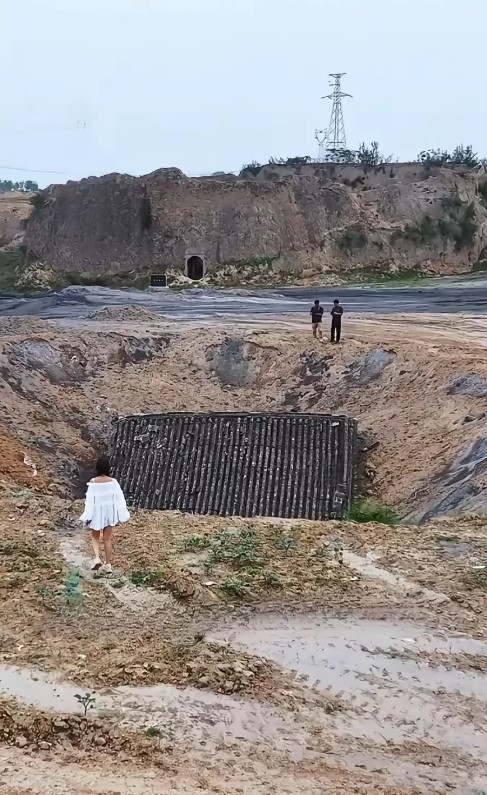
[186,255,204,281]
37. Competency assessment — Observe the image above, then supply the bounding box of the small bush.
[346,499,400,526]
[75,692,96,716]
[129,569,163,587]
[455,202,477,249]
[29,193,48,212]
[276,532,298,554]
[180,534,211,551]
[222,576,250,597]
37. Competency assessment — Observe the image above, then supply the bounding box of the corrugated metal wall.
[112,412,357,520]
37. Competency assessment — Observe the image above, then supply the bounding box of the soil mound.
[0,317,55,336]
[89,305,162,323]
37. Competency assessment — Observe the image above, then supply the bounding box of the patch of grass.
[129,569,164,588]
[393,214,438,245]
[390,201,477,252]
[276,531,298,554]
[62,568,85,609]
[233,255,279,270]
[222,576,250,598]
[204,528,264,570]
[346,499,401,526]
[37,584,57,606]
[179,534,211,551]
[356,267,431,287]
[473,259,487,273]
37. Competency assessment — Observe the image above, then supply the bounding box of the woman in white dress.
[80,457,130,574]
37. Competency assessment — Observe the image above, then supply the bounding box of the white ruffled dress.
[79,479,130,531]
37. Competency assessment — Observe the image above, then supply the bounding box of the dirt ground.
[1,310,487,793]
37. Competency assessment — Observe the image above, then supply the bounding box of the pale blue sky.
[1,0,486,186]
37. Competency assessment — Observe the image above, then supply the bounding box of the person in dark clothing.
[310,299,324,338]
[330,299,343,343]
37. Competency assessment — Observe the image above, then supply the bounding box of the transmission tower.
[315,73,352,161]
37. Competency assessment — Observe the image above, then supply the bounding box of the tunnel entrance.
[186,255,205,281]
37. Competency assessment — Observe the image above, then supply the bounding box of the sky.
[1,0,486,187]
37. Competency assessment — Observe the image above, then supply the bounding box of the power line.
[0,164,69,175]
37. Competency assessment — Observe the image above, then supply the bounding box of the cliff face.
[22,163,487,284]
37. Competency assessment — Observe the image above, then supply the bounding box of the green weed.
[129,569,163,588]
[276,532,298,555]
[28,193,48,212]
[346,499,400,526]
[63,568,85,609]
[204,528,264,570]
[75,692,96,716]
[222,576,250,597]
[37,584,57,606]
[180,534,211,551]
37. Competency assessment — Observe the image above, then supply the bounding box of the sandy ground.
[1,309,487,793]
[1,487,487,793]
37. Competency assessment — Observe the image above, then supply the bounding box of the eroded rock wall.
[22,163,487,281]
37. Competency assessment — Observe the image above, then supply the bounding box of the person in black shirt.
[310,299,324,338]
[330,299,344,343]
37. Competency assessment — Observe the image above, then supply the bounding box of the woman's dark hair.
[95,457,110,477]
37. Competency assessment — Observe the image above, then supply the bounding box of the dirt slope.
[1,313,487,516]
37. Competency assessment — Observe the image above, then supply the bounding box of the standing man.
[310,299,324,339]
[330,299,344,343]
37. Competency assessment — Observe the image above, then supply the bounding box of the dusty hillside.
[6,162,486,289]
[1,312,487,518]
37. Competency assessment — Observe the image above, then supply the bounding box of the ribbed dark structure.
[112,412,357,520]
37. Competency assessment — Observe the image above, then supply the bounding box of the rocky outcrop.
[20,163,487,283]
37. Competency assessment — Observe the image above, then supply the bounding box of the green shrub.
[337,229,367,252]
[129,569,163,587]
[222,576,250,597]
[346,499,400,526]
[455,202,477,249]
[276,531,298,554]
[180,534,211,551]
[28,193,47,212]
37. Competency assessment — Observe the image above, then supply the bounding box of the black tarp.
[112,412,357,520]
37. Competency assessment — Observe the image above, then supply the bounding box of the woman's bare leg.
[103,526,114,566]
[90,530,102,568]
